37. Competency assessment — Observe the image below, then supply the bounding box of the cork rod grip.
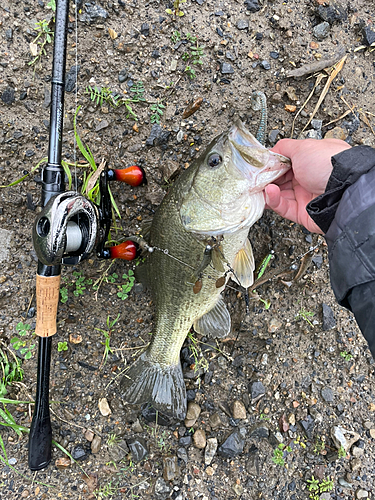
[35,274,61,337]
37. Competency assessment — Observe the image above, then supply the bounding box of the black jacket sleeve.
[306,146,375,359]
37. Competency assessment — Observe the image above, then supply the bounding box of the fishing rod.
[28,0,144,470]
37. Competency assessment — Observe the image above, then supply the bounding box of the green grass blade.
[0,157,47,188]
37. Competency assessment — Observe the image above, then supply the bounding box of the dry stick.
[290,73,325,138]
[287,47,346,78]
[324,109,352,128]
[301,55,347,133]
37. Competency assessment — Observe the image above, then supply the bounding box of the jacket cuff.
[306,145,375,233]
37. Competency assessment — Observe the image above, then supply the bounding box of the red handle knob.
[109,241,137,260]
[112,165,145,187]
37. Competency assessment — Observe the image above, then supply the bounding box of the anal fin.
[193,296,231,338]
[231,238,254,289]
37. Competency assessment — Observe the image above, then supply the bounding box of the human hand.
[265,138,351,234]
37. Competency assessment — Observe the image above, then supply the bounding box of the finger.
[264,184,297,220]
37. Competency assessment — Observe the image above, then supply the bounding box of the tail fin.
[120,351,187,420]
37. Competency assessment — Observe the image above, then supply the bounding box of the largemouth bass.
[121,120,290,419]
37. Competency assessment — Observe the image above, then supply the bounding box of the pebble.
[356,490,369,499]
[98,397,111,416]
[338,477,353,489]
[268,318,282,333]
[179,435,192,447]
[193,429,206,449]
[127,436,148,462]
[244,0,261,13]
[249,381,266,401]
[316,1,347,24]
[177,447,188,463]
[91,435,102,454]
[1,87,15,105]
[362,26,375,46]
[55,457,71,469]
[232,400,247,420]
[65,65,80,93]
[140,23,150,36]
[271,92,282,104]
[351,458,361,471]
[260,60,271,70]
[269,129,281,145]
[71,445,87,460]
[322,303,336,330]
[8,457,17,465]
[154,477,172,500]
[313,22,330,40]
[218,428,246,457]
[236,20,249,30]
[5,28,13,41]
[145,123,170,146]
[95,119,110,132]
[270,51,279,59]
[163,455,179,481]
[331,426,360,452]
[204,437,218,465]
[321,387,334,402]
[369,429,375,438]
[300,415,315,439]
[352,446,364,458]
[108,439,129,462]
[118,68,128,83]
[324,126,346,140]
[248,423,269,439]
[221,62,234,74]
[209,412,223,430]
[131,419,143,433]
[246,445,259,475]
[184,402,201,427]
[84,429,95,442]
[0,229,12,264]
[79,4,109,23]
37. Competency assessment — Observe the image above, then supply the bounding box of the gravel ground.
[1,0,375,499]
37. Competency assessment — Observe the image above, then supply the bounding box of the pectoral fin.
[231,238,255,289]
[193,296,231,338]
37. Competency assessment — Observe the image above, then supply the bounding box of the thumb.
[264,184,281,211]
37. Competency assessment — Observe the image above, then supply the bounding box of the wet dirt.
[1,0,375,499]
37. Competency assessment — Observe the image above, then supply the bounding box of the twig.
[287,47,346,78]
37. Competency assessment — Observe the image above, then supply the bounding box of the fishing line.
[73,2,78,193]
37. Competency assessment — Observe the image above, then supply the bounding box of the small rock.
[320,494,331,500]
[193,429,206,449]
[118,68,128,83]
[55,457,71,469]
[71,445,87,461]
[140,23,150,36]
[131,419,143,433]
[322,303,336,330]
[246,444,259,475]
[154,477,172,500]
[177,447,188,463]
[271,92,282,104]
[244,0,261,13]
[0,229,13,264]
[21,491,30,498]
[163,455,179,481]
[1,87,15,105]
[369,428,375,438]
[311,119,323,131]
[221,62,234,74]
[184,402,201,427]
[98,398,111,416]
[268,318,282,333]
[204,437,218,465]
[313,22,330,40]
[127,436,148,462]
[65,65,80,93]
[362,26,375,46]
[248,423,269,439]
[151,49,160,58]
[261,60,271,70]
[351,458,361,471]
[249,381,265,401]
[218,428,246,458]
[236,19,249,30]
[95,119,110,132]
[79,3,109,23]
[324,126,346,140]
[356,490,369,499]
[5,28,13,41]
[300,415,315,439]
[316,1,347,24]
[331,426,360,452]
[176,130,184,142]
[84,429,95,442]
[270,51,279,59]
[205,466,214,476]
[91,435,102,454]
[352,446,364,458]
[269,129,281,145]
[108,440,129,462]
[232,400,246,420]
[8,457,17,465]
[209,412,222,430]
[321,387,334,402]
[338,477,353,489]
[145,123,170,146]
[285,104,297,113]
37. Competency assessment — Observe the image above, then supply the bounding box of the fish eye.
[207,153,222,168]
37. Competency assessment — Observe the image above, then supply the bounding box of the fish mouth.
[228,120,290,184]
